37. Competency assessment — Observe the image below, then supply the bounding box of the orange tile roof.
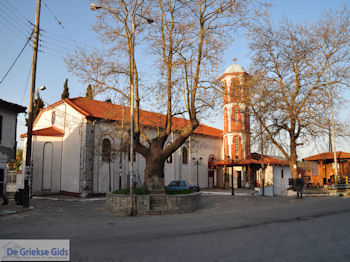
[62,97,222,138]
[303,151,350,161]
[215,153,289,166]
[20,126,64,138]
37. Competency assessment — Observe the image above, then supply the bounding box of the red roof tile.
[302,151,350,161]
[214,153,289,167]
[63,97,222,138]
[20,126,64,138]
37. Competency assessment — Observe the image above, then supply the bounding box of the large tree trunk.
[289,134,298,186]
[144,151,166,192]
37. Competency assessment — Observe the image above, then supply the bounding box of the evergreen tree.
[86,84,93,99]
[61,79,70,99]
[25,93,44,126]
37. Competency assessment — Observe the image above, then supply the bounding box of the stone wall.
[106,193,150,216]
[167,193,201,213]
[106,192,201,215]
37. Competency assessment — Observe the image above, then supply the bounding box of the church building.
[21,64,290,197]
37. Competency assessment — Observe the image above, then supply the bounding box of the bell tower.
[219,64,250,160]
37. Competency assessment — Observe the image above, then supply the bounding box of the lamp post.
[227,156,234,195]
[90,3,153,215]
[192,157,203,186]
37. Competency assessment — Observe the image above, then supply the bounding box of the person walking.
[296,173,304,199]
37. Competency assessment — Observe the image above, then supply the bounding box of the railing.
[332,176,350,189]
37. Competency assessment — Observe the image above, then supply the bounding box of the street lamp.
[227,156,234,195]
[192,157,203,186]
[90,3,153,215]
[90,4,154,24]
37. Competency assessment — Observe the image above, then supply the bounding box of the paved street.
[1,195,350,262]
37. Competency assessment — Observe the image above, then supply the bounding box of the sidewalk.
[32,195,106,202]
[0,200,34,216]
[0,194,105,216]
[201,188,256,196]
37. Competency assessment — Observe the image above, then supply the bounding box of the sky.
[0,0,349,158]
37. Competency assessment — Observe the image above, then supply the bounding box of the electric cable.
[0,30,34,85]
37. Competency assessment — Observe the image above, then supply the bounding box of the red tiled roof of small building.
[302,151,350,161]
[214,153,289,166]
[20,126,64,138]
[62,97,222,138]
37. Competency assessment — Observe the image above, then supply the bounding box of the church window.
[234,108,239,124]
[235,136,240,155]
[182,147,188,165]
[102,138,112,162]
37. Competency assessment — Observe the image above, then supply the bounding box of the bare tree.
[66,0,267,190]
[247,7,350,180]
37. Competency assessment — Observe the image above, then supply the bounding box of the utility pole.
[129,20,135,216]
[260,124,265,196]
[331,89,338,179]
[24,0,41,208]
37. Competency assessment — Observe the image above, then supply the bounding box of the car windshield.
[168,181,178,186]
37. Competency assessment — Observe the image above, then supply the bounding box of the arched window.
[234,108,239,124]
[102,138,112,162]
[235,136,240,155]
[208,154,215,169]
[182,147,188,165]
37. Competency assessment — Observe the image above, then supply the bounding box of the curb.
[32,196,106,202]
[201,191,255,196]
[0,206,34,217]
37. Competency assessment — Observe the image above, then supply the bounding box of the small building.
[302,151,350,187]
[215,153,291,196]
[0,99,26,196]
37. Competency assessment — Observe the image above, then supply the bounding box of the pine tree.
[86,84,93,99]
[61,79,70,99]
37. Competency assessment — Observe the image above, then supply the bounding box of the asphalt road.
[1,195,350,262]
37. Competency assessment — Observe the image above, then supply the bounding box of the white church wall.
[30,136,62,194]
[273,166,291,196]
[60,105,84,194]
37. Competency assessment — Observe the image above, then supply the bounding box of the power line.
[21,62,32,105]
[5,0,34,27]
[0,3,33,32]
[0,11,31,40]
[0,30,34,86]
[42,0,79,45]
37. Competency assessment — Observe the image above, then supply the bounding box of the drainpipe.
[59,104,67,194]
[172,131,176,180]
[92,120,96,194]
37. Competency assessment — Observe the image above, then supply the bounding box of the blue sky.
[0,0,349,157]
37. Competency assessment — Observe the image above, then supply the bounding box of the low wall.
[106,193,150,216]
[106,192,201,215]
[167,193,201,213]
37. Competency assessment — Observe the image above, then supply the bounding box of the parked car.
[165,180,200,192]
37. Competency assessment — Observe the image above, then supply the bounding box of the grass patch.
[113,188,150,195]
[166,189,195,195]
